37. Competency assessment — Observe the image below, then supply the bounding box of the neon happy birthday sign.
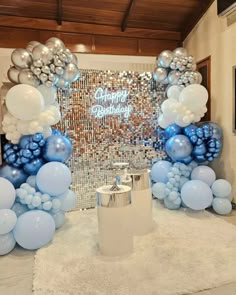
[90,88,133,118]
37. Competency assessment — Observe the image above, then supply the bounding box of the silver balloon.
[63,63,80,82]
[26,41,41,52]
[33,67,41,76]
[11,48,32,69]
[168,70,182,85]
[58,50,69,63]
[54,58,65,67]
[42,65,50,74]
[56,77,70,90]
[18,69,40,87]
[55,66,64,76]
[33,60,43,68]
[173,47,188,57]
[45,37,66,54]
[194,72,202,84]
[32,44,53,64]
[170,62,176,70]
[70,53,78,65]
[45,80,53,87]
[50,64,56,73]
[40,73,48,83]
[7,67,20,83]
[158,50,174,68]
[153,67,167,83]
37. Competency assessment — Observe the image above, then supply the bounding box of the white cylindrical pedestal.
[97,185,133,256]
[122,169,153,235]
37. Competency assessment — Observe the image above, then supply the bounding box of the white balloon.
[158,114,174,129]
[5,84,45,120]
[37,85,57,106]
[42,126,52,138]
[167,85,182,100]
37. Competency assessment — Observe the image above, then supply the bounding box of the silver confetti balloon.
[32,44,53,64]
[11,48,32,69]
[173,47,188,57]
[18,69,40,87]
[45,37,66,54]
[26,41,41,52]
[157,50,174,68]
[7,67,20,83]
[153,67,167,83]
[168,70,182,85]
[63,63,80,82]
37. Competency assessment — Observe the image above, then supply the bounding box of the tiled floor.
[1,210,236,295]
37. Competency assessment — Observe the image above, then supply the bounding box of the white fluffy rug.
[33,202,236,295]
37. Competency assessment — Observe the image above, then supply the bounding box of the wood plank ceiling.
[0,0,214,55]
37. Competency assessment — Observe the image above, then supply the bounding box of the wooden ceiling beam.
[121,0,137,32]
[56,0,63,25]
[0,15,182,41]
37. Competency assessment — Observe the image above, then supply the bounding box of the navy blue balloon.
[19,135,31,149]
[0,164,28,188]
[164,124,182,140]
[43,135,73,163]
[23,158,45,175]
[165,135,193,162]
[192,144,207,156]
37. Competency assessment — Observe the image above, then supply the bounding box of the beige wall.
[184,0,236,202]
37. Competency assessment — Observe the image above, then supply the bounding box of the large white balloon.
[167,85,182,100]
[37,85,57,106]
[5,84,45,120]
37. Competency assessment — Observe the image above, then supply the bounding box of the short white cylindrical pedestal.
[122,169,153,235]
[97,185,133,256]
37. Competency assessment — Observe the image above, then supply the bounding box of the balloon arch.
[0,40,233,256]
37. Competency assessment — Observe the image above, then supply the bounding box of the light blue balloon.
[26,175,37,188]
[165,135,193,162]
[164,197,181,210]
[181,180,213,210]
[212,198,232,215]
[179,176,189,189]
[211,179,232,198]
[168,191,179,201]
[51,210,65,229]
[13,210,55,250]
[0,232,16,255]
[0,177,16,209]
[152,183,167,200]
[0,209,17,235]
[36,162,71,196]
[57,190,76,211]
[11,202,28,217]
[191,166,216,186]
[151,160,172,183]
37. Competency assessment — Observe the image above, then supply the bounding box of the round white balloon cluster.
[151,160,232,215]
[158,84,208,128]
[153,47,201,88]
[8,38,80,90]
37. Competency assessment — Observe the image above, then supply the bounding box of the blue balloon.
[180,155,193,165]
[11,202,28,217]
[57,190,76,211]
[183,124,197,137]
[208,122,222,140]
[196,128,204,138]
[152,183,167,200]
[165,135,192,162]
[19,135,31,149]
[0,232,16,255]
[0,164,28,188]
[212,198,232,215]
[13,210,55,250]
[36,162,72,196]
[52,128,62,135]
[164,197,181,210]
[192,143,207,156]
[32,133,44,143]
[151,160,172,183]
[164,124,182,140]
[23,158,45,175]
[43,135,73,163]
[51,210,65,229]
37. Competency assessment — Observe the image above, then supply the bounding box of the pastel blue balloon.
[191,166,216,186]
[0,164,28,188]
[43,135,73,163]
[0,209,17,235]
[151,160,172,183]
[152,183,167,200]
[57,190,76,211]
[23,158,45,175]
[164,124,182,140]
[181,180,213,210]
[168,191,179,201]
[212,198,232,215]
[165,135,192,162]
[36,162,71,196]
[26,175,37,188]
[0,232,16,255]
[164,197,181,210]
[0,177,16,209]
[11,202,28,217]
[13,210,55,250]
[211,179,232,198]
[51,210,65,229]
